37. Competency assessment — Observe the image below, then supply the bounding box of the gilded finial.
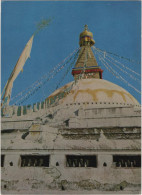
[79,25,95,47]
[84,24,88,31]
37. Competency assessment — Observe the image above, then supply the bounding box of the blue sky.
[1,1,141,105]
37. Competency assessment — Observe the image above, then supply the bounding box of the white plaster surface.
[1,78,141,193]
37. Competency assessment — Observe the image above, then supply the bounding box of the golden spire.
[79,24,95,47]
[72,25,103,80]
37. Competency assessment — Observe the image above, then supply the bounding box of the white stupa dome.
[47,78,140,107]
[46,26,140,109]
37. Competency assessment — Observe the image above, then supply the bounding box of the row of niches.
[1,155,141,168]
[62,133,140,140]
[113,155,141,167]
[66,155,97,167]
[65,102,140,107]
[21,155,49,167]
[61,127,141,134]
